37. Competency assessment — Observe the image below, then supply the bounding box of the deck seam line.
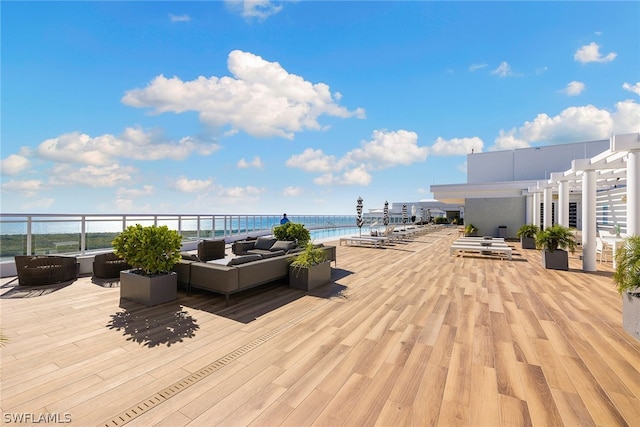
[100,296,334,427]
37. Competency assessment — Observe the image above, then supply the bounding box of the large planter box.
[120,270,177,306]
[541,249,568,270]
[521,236,536,250]
[289,261,331,291]
[622,292,640,341]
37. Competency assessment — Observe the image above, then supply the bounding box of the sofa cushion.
[270,240,296,252]
[181,253,201,262]
[253,249,285,259]
[227,254,262,266]
[254,237,277,250]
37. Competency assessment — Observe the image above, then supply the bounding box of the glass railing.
[0,213,368,260]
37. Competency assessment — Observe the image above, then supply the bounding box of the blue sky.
[2,1,639,215]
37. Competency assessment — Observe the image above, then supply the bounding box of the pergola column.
[532,190,541,228]
[581,169,597,271]
[543,185,553,230]
[558,179,570,227]
[524,192,533,224]
[612,133,640,236]
[626,149,639,235]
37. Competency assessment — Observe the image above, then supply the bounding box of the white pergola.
[525,133,640,271]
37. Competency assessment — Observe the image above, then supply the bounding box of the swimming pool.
[310,226,373,243]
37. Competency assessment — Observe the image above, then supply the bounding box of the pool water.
[310,227,372,243]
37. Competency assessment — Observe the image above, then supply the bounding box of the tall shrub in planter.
[112,224,182,306]
[273,222,310,247]
[614,235,640,341]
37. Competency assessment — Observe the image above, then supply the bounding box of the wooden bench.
[449,244,512,260]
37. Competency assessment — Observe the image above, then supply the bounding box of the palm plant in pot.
[535,224,577,270]
[112,224,182,306]
[464,223,478,237]
[289,243,331,291]
[517,224,540,249]
[614,235,640,341]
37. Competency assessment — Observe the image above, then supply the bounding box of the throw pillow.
[270,240,296,252]
[227,254,262,266]
[254,237,277,250]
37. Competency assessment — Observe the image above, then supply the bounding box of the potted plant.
[273,222,311,247]
[535,224,577,270]
[517,224,540,249]
[613,235,640,341]
[112,224,182,306]
[464,223,478,237]
[289,243,331,291]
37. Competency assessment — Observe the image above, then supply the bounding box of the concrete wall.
[464,197,526,239]
[468,139,610,183]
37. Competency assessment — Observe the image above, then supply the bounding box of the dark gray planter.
[521,236,536,250]
[289,261,331,291]
[541,249,568,270]
[622,292,640,341]
[120,270,177,306]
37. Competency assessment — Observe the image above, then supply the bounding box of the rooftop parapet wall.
[468,139,609,184]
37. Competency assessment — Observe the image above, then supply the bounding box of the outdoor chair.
[14,255,79,286]
[197,239,226,262]
[93,252,131,279]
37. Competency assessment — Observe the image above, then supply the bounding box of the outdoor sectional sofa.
[173,237,336,304]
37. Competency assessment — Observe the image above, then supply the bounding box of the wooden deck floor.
[2,227,639,426]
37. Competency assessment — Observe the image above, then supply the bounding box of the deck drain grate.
[101,303,326,426]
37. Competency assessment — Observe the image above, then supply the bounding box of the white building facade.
[431,132,640,272]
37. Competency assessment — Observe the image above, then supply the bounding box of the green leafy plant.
[614,235,640,295]
[535,224,577,253]
[517,224,540,239]
[464,223,478,236]
[112,224,182,276]
[290,243,327,268]
[273,222,310,246]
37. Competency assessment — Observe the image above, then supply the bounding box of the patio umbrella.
[411,205,416,223]
[383,201,389,226]
[402,204,408,229]
[356,196,364,237]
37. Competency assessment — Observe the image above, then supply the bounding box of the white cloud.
[287,130,426,187]
[171,176,213,193]
[1,179,44,197]
[349,130,428,169]
[219,185,264,198]
[122,50,365,139]
[469,63,487,72]
[574,42,617,63]
[1,154,31,176]
[49,164,135,187]
[237,156,263,168]
[282,186,303,196]
[169,14,191,22]
[34,128,219,165]
[225,0,283,21]
[116,185,154,198]
[491,100,639,149]
[285,148,339,173]
[611,100,640,134]
[22,197,55,210]
[430,137,483,156]
[560,81,585,96]
[491,61,512,77]
[491,129,530,151]
[623,82,640,96]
